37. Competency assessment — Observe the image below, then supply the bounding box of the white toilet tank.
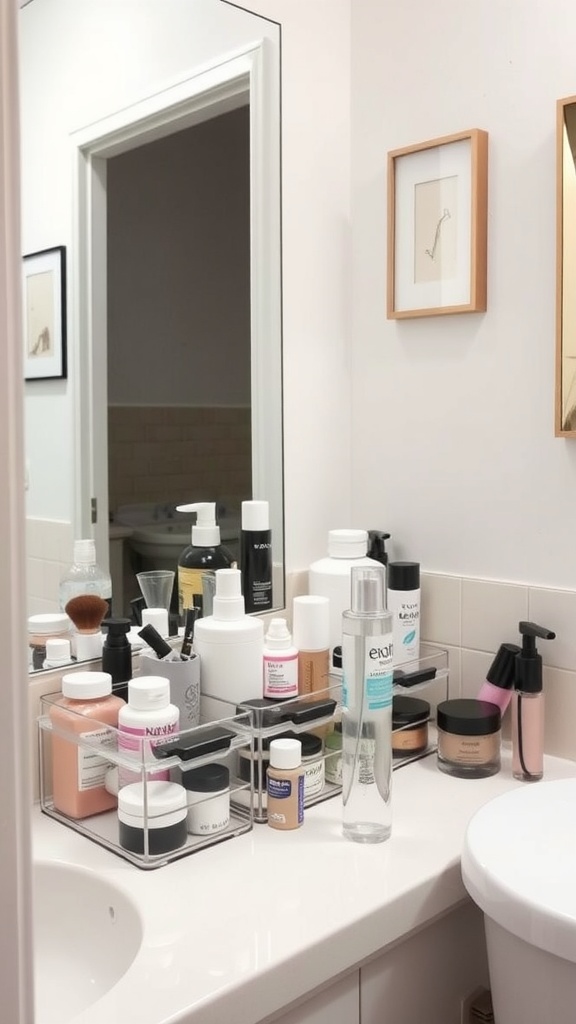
[462,777,576,1024]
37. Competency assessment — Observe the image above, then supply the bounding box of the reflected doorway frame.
[70,40,284,604]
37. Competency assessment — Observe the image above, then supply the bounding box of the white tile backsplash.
[528,586,576,672]
[543,665,576,760]
[421,573,461,647]
[460,648,495,700]
[462,578,528,653]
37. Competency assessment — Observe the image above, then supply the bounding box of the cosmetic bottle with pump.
[241,499,272,614]
[342,565,393,844]
[59,539,112,614]
[387,561,420,667]
[176,502,234,619]
[511,621,556,782]
[308,530,381,671]
[367,530,391,568]
[193,567,264,705]
[101,617,132,702]
[477,642,520,714]
[292,595,330,696]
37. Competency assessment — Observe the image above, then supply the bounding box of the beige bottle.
[292,595,330,696]
[50,670,125,819]
[267,738,305,830]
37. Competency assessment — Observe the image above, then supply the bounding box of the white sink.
[33,861,143,1024]
[462,778,576,1024]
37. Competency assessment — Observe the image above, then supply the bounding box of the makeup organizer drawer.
[37,694,254,869]
[201,644,450,825]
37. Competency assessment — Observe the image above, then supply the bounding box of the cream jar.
[392,695,430,759]
[437,699,501,779]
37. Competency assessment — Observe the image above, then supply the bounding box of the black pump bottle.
[511,620,555,782]
[102,617,132,702]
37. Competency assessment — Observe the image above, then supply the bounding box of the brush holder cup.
[139,652,201,730]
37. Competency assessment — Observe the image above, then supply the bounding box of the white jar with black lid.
[181,763,230,836]
[118,780,188,855]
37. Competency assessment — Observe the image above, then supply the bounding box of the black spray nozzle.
[515,621,556,693]
[367,530,391,566]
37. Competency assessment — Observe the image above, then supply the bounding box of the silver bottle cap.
[350,565,386,614]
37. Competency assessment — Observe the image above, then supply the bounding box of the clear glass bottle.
[59,538,112,610]
[341,565,393,844]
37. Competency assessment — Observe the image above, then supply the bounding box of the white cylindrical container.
[263,617,299,699]
[387,561,420,667]
[308,529,382,671]
[193,568,264,705]
[181,763,230,836]
[292,595,330,696]
[118,676,179,786]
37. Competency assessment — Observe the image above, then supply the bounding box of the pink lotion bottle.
[511,621,555,782]
[477,642,520,715]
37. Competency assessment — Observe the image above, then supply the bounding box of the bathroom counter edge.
[31,749,576,1024]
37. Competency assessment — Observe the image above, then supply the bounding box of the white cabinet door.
[360,901,489,1024]
[268,970,360,1024]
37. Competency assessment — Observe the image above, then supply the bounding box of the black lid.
[392,695,430,725]
[437,699,501,736]
[278,730,323,757]
[515,621,556,694]
[181,762,229,793]
[387,561,420,591]
[486,642,521,691]
[332,645,342,669]
[102,617,131,644]
[367,531,391,566]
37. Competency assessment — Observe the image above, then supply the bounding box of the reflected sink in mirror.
[33,861,143,1024]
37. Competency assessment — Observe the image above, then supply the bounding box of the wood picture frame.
[387,129,488,319]
[23,245,67,381]
[555,95,576,437]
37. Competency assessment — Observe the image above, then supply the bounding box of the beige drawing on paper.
[26,270,54,358]
[414,174,458,284]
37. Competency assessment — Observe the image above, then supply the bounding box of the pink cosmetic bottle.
[477,642,520,715]
[511,621,555,782]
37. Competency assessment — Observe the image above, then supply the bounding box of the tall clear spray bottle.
[342,565,393,844]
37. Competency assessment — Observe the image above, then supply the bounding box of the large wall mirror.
[20,0,284,670]
[556,94,576,436]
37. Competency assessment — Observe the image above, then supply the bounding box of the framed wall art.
[556,95,576,436]
[387,129,488,319]
[23,245,67,381]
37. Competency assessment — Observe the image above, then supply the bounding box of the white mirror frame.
[71,39,284,600]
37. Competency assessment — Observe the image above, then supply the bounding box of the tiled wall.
[26,518,73,615]
[108,405,252,516]
[421,572,576,761]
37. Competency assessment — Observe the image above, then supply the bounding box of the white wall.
[350,0,576,589]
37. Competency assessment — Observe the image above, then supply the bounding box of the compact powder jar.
[436,699,501,779]
[392,696,430,759]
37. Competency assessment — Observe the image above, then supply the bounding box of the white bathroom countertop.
[32,749,576,1024]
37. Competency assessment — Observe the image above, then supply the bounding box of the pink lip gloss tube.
[477,642,520,715]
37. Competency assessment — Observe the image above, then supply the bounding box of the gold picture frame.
[555,95,576,436]
[387,129,488,319]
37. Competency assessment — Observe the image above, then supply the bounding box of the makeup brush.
[65,594,109,660]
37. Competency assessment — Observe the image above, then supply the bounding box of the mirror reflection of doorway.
[106,106,251,614]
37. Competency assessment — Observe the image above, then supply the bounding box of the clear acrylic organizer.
[38,694,254,869]
[202,643,450,825]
